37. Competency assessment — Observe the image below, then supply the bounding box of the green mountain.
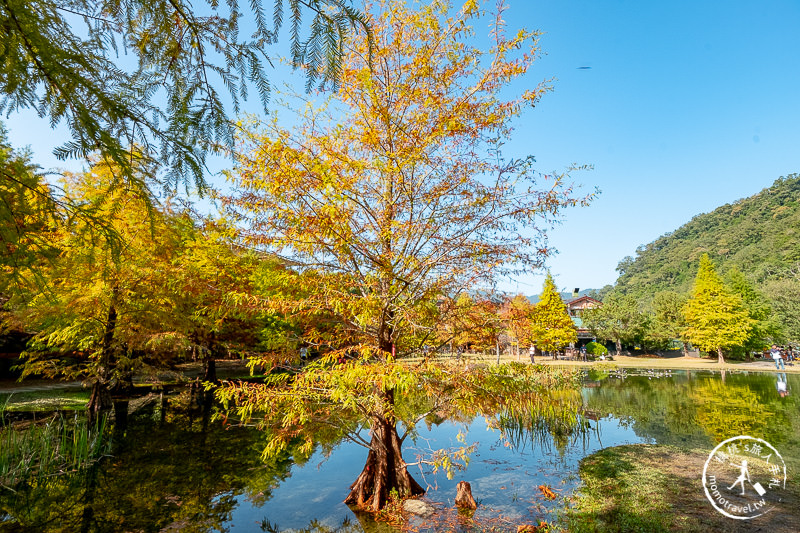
[528,289,594,305]
[614,174,800,298]
[611,174,800,342]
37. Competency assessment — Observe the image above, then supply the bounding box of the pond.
[2,368,799,531]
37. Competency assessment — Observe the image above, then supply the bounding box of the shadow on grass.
[562,444,798,533]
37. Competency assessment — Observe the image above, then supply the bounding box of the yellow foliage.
[223,0,591,357]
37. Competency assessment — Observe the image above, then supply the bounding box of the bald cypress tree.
[683,254,753,364]
[530,273,577,357]
[0,0,369,191]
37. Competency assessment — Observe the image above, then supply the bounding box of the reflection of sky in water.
[3,369,799,530]
[224,370,800,530]
[226,413,646,530]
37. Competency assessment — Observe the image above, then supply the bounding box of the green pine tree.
[530,273,577,357]
[683,254,753,363]
[725,267,780,359]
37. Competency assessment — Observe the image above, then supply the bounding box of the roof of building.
[566,295,602,306]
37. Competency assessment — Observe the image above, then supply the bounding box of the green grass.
[559,444,799,533]
[561,445,712,533]
[0,390,90,412]
[0,414,110,487]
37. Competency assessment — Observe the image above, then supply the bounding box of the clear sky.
[501,0,800,295]
[4,0,800,296]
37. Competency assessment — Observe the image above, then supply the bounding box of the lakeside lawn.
[563,444,799,533]
[473,351,800,374]
[413,350,800,374]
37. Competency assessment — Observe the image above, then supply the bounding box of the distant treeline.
[591,174,800,348]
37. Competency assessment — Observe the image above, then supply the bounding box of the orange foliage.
[223,0,593,356]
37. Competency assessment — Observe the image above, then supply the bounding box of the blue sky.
[500,0,800,294]
[5,0,800,295]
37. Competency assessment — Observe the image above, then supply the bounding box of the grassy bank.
[0,390,90,412]
[561,444,798,532]
[451,352,800,374]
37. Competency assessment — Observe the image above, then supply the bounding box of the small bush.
[585,342,608,357]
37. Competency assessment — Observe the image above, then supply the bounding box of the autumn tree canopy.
[8,159,171,417]
[683,254,753,364]
[529,273,577,355]
[6,158,267,418]
[224,0,591,356]
[219,0,590,512]
[502,294,536,359]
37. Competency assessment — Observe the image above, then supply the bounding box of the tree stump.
[454,481,477,509]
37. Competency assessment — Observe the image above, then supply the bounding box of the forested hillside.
[615,174,800,297]
[608,174,800,343]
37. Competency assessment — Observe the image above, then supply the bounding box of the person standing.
[529,345,535,364]
[771,344,785,370]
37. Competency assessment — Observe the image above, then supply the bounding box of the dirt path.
[0,379,85,393]
[499,353,800,374]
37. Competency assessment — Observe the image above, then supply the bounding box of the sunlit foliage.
[219,0,590,511]
[683,254,753,363]
[529,273,577,354]
[0,0,369,191]
[223,0,591,356]
[582,293,648,355]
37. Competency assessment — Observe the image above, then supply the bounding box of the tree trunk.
[88,289,119,424]
[87,382,111,426]
[113,399,129,437]
[377,307,395,357]
[615,339,622,356]
[495,338,500,365]
[189,380,204,411]
[80,462,101,533]
[159,392,168,426]
[682,342,690,357]
[455,480,477,509]
[203,332,220,383]
[717,346,725,365]
[203,357,217,382]
[344,411,424,511]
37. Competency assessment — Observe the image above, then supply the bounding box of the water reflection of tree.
[583,372,800,449]
[1,377,589,531]
[583,374,710,448]
[404,371,589,477]
[496,388,590,456]
[0,396,342,532]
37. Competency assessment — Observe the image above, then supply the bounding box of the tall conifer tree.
[725,267,780,359]
[530,273,577,357]
[683,254,753,363]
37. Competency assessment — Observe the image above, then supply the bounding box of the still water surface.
[2,368,799,531]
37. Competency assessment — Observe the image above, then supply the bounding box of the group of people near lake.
[527,345,590,363]
[770,344,793,370]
